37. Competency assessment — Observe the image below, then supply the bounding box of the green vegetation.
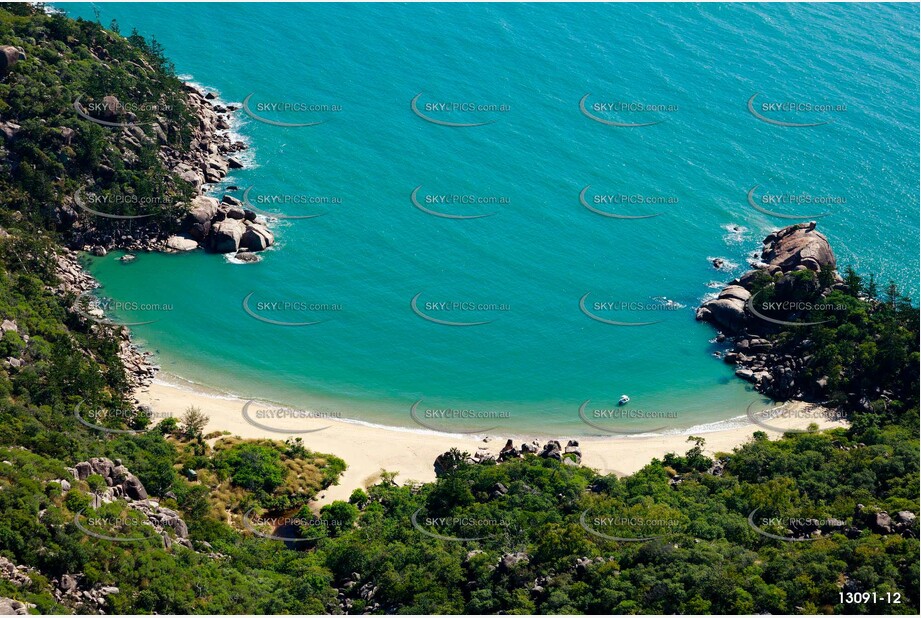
[747,265,919,415]
[0,2,193,241]
[0,3,916,615]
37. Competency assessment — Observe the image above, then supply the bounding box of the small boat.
[618,395,630,406]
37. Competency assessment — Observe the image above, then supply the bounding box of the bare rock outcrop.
[696,222,845,400]
[0,597,33,615]
[72,457,149,500]
[434,438,584,475]
[177,194,272,255]
[0,45,25,73]
[0,557,33,588]
[761,222,836,273]
[697,222,838,335]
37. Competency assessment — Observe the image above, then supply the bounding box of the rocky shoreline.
[57,82,266,389]
[66,82,272,260]
[54,248,158,389]
[696,222,846,401]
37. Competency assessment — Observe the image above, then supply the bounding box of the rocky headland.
[696,222,846,401]
[58,83,273,262]
[50,84,272,388]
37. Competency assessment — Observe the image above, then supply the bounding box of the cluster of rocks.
[166,194,274,261]
[0,598,32,615]
[336,573,383,613]
[778,506,916,541]
[50,573,120,615]
[496,439,582,464]
[164,84,246,192]
[572,556,616,576]
[57,86,277,262]
[0,120,20,144]
[0,557,34,589]
[57,83,251,256]
[70,457,149,502]
[696,222,844,399]
[434,439,583,476]
[0,555,37,614]
[52,249,157,388]
[65,457,194,550]
[857,505,916,537]
[497,551,529,573]
[54,249,97,295]
[42,82,256,389]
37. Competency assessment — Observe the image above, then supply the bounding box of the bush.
[219,443,285,492]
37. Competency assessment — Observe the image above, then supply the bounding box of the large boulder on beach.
[761,222,835,273]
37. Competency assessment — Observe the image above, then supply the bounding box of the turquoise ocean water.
[60,3,919,435]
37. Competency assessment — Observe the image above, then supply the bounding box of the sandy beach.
[136,378,849,505]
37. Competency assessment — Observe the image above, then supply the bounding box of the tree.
[349,488,369,508]
[319,501,359,536]
[843,266,862,297]
[181,406,208,441]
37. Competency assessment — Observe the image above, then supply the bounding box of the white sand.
[136,379,848,505]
